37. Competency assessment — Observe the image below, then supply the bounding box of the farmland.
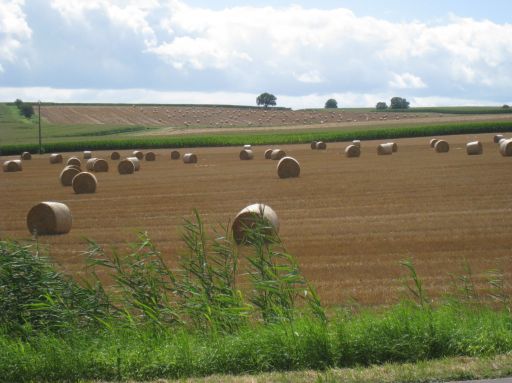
[1,133,511,305]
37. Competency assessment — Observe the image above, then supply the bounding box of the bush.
[324,99,338,109]
[376,101,388,110]
[19,104,35,119]
[503,104,510,109]
[390,97,410,109]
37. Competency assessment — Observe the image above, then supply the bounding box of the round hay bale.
[434,140,450,153]
[183,153,198,164]
[277,156,300,178]
[377,143,393,155]
[111,151,121,160]
[239,149,254,160]
[499,138,512,156]
[316,141,327,150]
[126,157,140,171]
[390,142,398,152]
[498,138,508,145]
[86,158,98,171]
[145,152,156,161]
[93,159,109,172]
[118,159,135,174]
[466,141,483,155]
[59,166,80,186]
[171,150,180,160]
[352,140,361,147]
[494,134,505,144]
[3,160,22,172]
[66,157,81,167]
[64,164,81,172]
[26,201,72,235]
[310,141,318,149]
[232,203,279,245]
[83,151,92,159]
[133,151,144,160]
[270,149,286,160]
[264,148,273,159]
[243,144,252,149]
[345,145,361,158]
[21,152,31,160]
[430,138,439,148]
[49,153,63,164]
[72,172,97,194]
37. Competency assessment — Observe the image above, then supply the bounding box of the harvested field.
[1,133,511,305]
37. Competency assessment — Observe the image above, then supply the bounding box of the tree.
[324,99,338,109]
[14,99,23,109]
[390,97,410,109]
[376,101,388,110]
[502,104,510,109]
[256,93,277,108]
[19,103,34,119]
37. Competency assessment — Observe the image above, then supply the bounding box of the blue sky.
[0,0,511,108]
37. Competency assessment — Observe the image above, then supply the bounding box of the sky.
[0,0,511,109]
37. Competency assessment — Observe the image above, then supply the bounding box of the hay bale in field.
[171,150,180,160]
[264,149,273,159]
[111,151,121,160]
[390,142,398,152]
[133,151,144,160]
[498,138,508,145]
[21,152,31,160]
[59,166,81,186]
[3,160,22,172]
[239,149,254,160]
[466,141,483,155]
[499,139,512,156]
[430,138,439,148]
[66,157,81,167]
[26,201,72,235]
[118,159,135,174]
[494,134,505,144]
[243,144,252,149]
[232,203,279,245]
[145,152,156,161]
[316,141,327,150]
[377,143,393,155]
[183,153,198,163]
[270,149,286,160]
[83,151,92,159]
[434,140,450,153]
[311,141,318,150]
[345,145,361,158]
[49,153,63,164]
[72,172,97,194]
[93,159,109,172]
[126,157,140,171]
[86,158,98,171]
[352,140,361,147]
[277,156,300,178]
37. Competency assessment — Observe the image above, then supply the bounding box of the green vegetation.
[396,106,512,114]
[390,97,410,109]
[324,99,338,109]
[376,101,388,110]
[256,92,277,108]
[1,212,512,382]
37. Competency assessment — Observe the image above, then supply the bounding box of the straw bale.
[270,149,286,160]
[49,153,63,164]
[499,138,512,156]
[316,141,327,150]
[277,156,300,178]
[183,153,198,163]
[311,141,318,149]
[133,151,144,160]
[466,141,483,155]
[377,143,393,155]
[345,145,361,158]
[66,157,81,167]
[232,203,280,245]
[264,149,273,159]
[145,152,156,161]
[434,140,450,153]
[3,160,22,172]
[430,138,439,148]
[59,167,80,186]
[239,149,254,160]
[118,159,135,174]
[26,201,72,235]
[126,157,141,171]
[243,145,252,149]
[86,158,98,171]
[352,140,361,147]
[171,150,180,160]
[21,152,31,160]
[83,151,92,159]
[494,134,505,144]
[64,164,81,172]
[111,151,121,160]
[93,159,109,172]
[390,142,398,152]
[72,172,97,194]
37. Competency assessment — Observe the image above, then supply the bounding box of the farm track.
[1,133,511,305]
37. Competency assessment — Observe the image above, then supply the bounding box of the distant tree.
[14,99,23,109]
[256,93,277,108]
[390,97,410,109]
[503,104,510,109]
[376,101,388,110]
[324,99,338,109]
[19,103,34,119]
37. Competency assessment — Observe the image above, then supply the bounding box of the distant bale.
[183,153,198,164]
[126,157,141,171]
[83,151,92,159]
[49,153,63,164]
[243,144,252,149]
[270,149,286,160]
[133,151,144,160]
[499,139,512,156]
[239,149,254,160]
[316,141,327,150]
[145,152,156,161]
[86,158,98,171]
[494,134,505,144]
[277,156,300,178]
[111,151,121,160]
[232,203,279,245]
[466,141,483,155]
[64,164,81,172]
[498,138,508,145]
[26,201,72,235]
[430,138,439,148]
[118,159,135,174]
[264,149,273,159]
[21,152,31,160]
[66,157,81,167]
[3,160,22,172]
[345,145,361,158]
[171,150,180,160]
[310,141,318,149]
[72,172,97,194]
[93,159,109,172]
[352,140,361,148]
[59,166,81,186]
[390,142,398,152]
[434,140,450,153]
[377,143,393,155]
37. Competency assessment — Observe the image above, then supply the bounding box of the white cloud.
[389,73,427,89]
[0,0,31,66]
[295,70,324,84]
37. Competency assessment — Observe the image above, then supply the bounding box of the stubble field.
[1,133,511,305]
